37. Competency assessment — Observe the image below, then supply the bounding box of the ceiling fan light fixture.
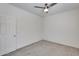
[34,3,57,13]
[44,8,48,13]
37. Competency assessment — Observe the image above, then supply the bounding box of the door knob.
[14,35,16,37]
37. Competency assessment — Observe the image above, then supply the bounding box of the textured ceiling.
[9,3,79,16]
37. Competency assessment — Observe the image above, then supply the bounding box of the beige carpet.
[3,40,79,56]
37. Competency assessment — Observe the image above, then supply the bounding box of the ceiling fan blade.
[45,3,48,6]
[34,6,44,9]
[48,3,57,8]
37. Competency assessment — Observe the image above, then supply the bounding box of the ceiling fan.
[34,3,57,13]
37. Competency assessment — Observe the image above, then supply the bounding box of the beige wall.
[44,8,79,48]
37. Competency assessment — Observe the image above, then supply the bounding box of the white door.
[0,16,16,55]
